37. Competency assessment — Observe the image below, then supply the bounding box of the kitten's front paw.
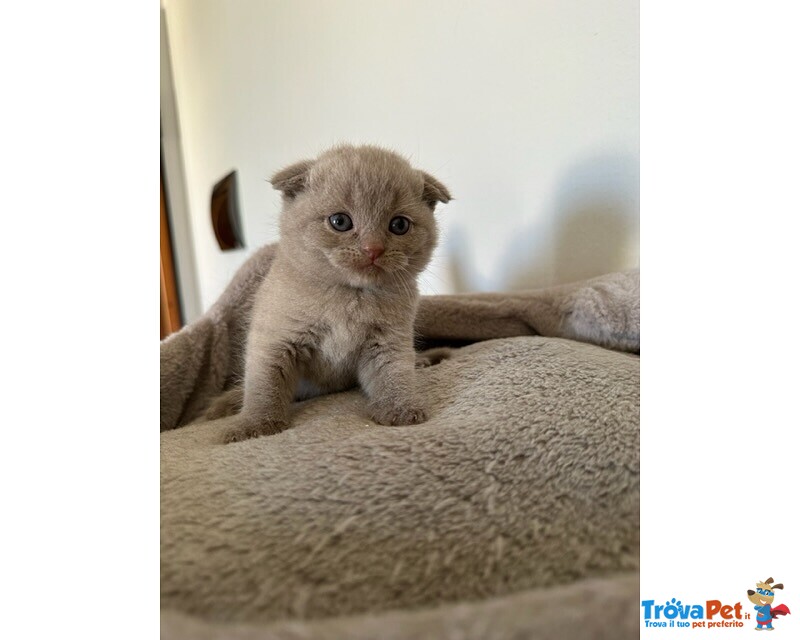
[371,404,428,426]
[222,416,288,444]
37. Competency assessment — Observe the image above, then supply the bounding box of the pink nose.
[362,244,384,262]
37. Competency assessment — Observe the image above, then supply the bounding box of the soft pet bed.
[161,245,640,639]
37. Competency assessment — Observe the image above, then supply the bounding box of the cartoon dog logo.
[747,577,791,630]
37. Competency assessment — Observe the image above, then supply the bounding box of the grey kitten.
[207,145,451,443]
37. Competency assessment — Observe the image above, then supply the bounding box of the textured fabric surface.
[160,252,640,638]
[162,573,639,640]
[162,337,639,626]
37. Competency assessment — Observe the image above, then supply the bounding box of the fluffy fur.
[208,145,451,443]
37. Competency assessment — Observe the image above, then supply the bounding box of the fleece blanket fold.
[160,243,639,431]
[160,244,640,639]
[162,574,640,640]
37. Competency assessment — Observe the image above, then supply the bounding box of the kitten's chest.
[317,321,367,366]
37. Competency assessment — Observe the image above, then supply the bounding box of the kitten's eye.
[328,213,353,232]
[389,216,411,235]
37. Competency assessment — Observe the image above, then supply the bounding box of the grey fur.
[215,146,451,443]
[160,244,639,433]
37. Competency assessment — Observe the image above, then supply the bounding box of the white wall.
[162,0,638,318]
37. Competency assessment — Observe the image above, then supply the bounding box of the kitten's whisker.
[418,270,449,292]
[391,271,415,308]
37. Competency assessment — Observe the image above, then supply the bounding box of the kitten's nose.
[362,243,385,262]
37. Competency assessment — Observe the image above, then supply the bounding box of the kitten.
[208,145,451,443]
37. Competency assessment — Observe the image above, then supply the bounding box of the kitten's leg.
[223,342,299,443]
[358,338,427,426]
[204,386,244,420]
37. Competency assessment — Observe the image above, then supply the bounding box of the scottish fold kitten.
[208,145,451,443]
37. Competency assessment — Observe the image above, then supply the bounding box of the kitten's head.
[271,145,451,290]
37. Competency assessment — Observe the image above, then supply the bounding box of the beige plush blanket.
[161,245,640,639]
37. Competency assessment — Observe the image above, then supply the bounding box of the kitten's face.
[275,146,450,290]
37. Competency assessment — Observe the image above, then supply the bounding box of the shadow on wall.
[447,153,639,292]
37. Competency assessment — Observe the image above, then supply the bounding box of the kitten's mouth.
[327,250,408,283]
[355,268,384,283]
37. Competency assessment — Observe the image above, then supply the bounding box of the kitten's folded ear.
[420,171,452,209]
[270,160,314,198]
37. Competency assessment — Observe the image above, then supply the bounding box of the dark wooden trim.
[160,176,182,339]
